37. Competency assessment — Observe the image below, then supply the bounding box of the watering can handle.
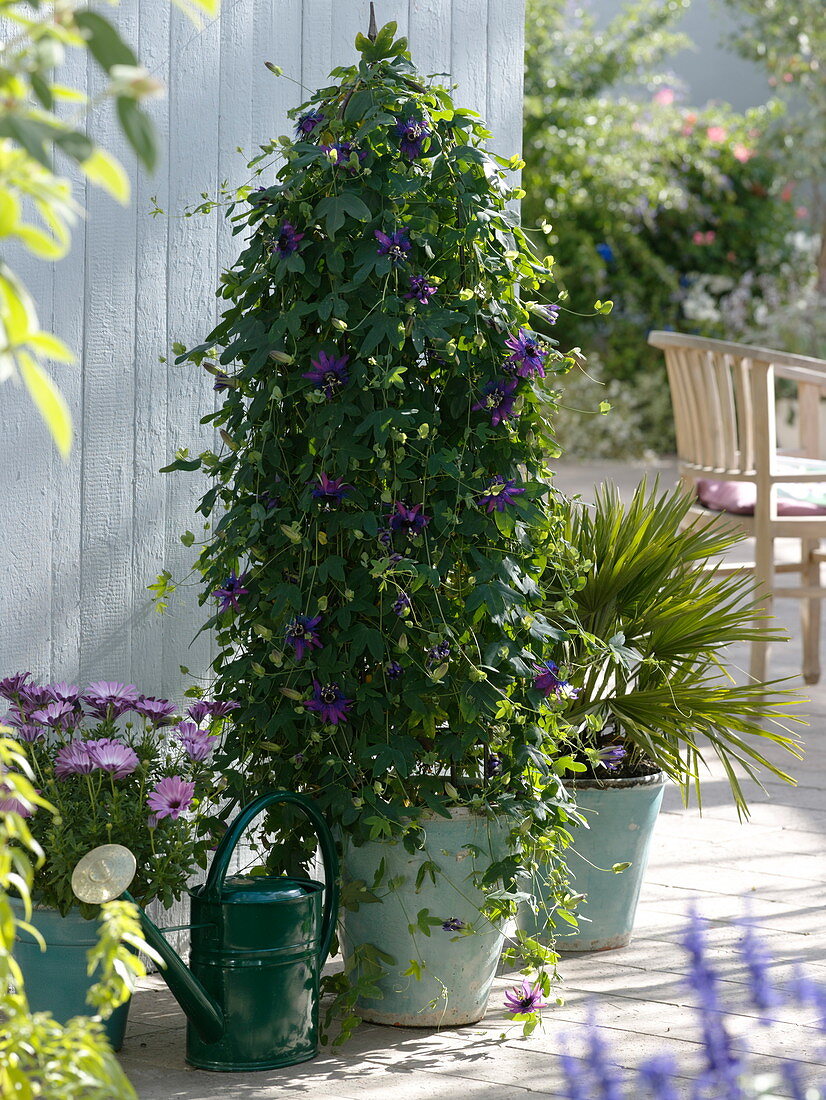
[203,790,340,964]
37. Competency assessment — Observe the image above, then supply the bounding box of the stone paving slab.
[121,461,826,1098]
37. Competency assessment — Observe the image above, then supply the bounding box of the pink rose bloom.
[706,126,727,144]
[653,87,675,106]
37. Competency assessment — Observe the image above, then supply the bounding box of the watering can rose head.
[0,672,236,916]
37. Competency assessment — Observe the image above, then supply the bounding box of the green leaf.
[81,149,131,204]
[74,11,139,72]
[116,98,157,171]
[18,353,72,458]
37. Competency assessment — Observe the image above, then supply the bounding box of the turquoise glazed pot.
[341,808,510,1026]
[520,772,666,952]
[13,901,132,1050]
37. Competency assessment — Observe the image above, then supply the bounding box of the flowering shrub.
[0,673,234,915]
[523,0,802,455]
[557,907,826,1098]
[164,22,588,1027]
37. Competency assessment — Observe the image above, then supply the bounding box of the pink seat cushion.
[697,456,826,517]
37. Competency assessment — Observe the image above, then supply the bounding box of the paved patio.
[121,461,826,1098]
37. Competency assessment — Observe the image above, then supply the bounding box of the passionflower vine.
[375,228,411,264]
[405,275,437,305]
[394,116,431,159]
[387,501,429,537]
[295,109,324,137]
[305,680,352,725]
[542,302,561,325]
[213,570,249,613]
[386,661,403,680]
[312,473,353,504]
[285,615,324,660]
[596,743,626,770]
[427,641,451,667]
[533,660,578,700]
[392,592,411,616]
[442,917,465,932]
[504,329,547,378]
[147,776,195,821]
[303,351,349,399]
[476,476,525,513]
[86,738,140,780]
[54,741,96,779]
[504,978,549,1015]
[270,221,304,257]
[472,378,520,427]
[322,141,365,172]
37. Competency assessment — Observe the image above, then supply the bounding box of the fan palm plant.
[557,481,803,817]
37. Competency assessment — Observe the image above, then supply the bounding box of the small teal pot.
[341,808,510,1027]
[520,771,666,952]
[12,900,132,1050]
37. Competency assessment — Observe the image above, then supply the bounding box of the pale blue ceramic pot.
[520,771,666,952]
[341,808,511,1026]
[13,901,132,1050]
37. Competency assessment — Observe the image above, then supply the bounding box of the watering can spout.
[135,906,225,1044]
[71,844,225,1044]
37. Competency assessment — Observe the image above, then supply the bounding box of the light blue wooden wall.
[0,0,526,699]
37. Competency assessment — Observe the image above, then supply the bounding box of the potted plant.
[0,672,232,1048]
[163,21,590,1034]
[521,481,802,951]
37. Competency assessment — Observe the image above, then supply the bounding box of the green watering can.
[72,791,339,1072]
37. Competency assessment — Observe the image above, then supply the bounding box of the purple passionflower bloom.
[374,228,411,264]
[312,472,353,504]
[427,641,451,668]
[30,700,77,731]
[476,475,525,513]
[213,570,250,613]
[405,275,437,305]
[533,660,578,700]
[176,722,217,763]
[472,378,520,427]
[442,917,465,932]
[305,680,352,725]
[392,592,411,616]
[542,303,561,325]
[504,978,549,1015]
[147,775,195,821]
[504,329,547,378]
[54,740,96,779]
[596,242,615,264]
[295,109,324,137]
[83,681,140,720]
[387,501,429,537]
[134,696,178,725]
[394,116,431,159]
[303,351,350,399]
[270,221,304,257]
[596,743,626,770]
[285,615,324,661]
[486,753,502,777]
[213,371,233,392]
[44,681,82,706]
[0,672,31,700]
[322,141,365,172]
[386,661,403,680]
[86,738,140,780]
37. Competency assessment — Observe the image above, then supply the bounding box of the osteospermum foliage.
[168,23,581,847]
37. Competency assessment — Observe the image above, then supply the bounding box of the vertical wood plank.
[131,0,173,695]
[332,0,410,70]
[79,0,140,683]
[486,0,525,157]
[162,3,223,701]
[451,0,488,115]
[302,0,335,91]
[409,0,451,79]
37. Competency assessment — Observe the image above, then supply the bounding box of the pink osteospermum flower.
[175,722,217,762]
[147,776,196,821]
[55,740,96,779]
[86,738,140,779]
